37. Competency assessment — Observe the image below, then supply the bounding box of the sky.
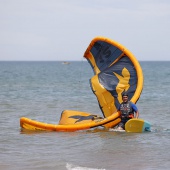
[0,0,170,61]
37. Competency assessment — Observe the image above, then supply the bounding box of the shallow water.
[0,61,170,170]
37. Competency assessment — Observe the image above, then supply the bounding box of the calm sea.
[0,61,170,170]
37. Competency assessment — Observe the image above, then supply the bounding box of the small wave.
[66,163,106,170]
[151,128,170,133]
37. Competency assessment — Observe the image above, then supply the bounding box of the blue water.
[0,61,170,170]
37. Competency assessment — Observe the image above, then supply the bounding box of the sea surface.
[0,61,170,170]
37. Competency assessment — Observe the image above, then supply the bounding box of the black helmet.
[122,93,128,97]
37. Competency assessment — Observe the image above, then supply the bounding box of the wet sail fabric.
[84,37,143,118]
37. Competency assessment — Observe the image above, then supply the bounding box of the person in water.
[117,93,139,130]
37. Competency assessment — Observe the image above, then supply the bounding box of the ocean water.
[0,61,170,170]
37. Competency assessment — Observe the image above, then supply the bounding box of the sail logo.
[113,67,130,103]
[94,43,111,64]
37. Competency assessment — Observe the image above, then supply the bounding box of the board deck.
[125,118,151,133]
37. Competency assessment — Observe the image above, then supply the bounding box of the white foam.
[66,163,105,170]
[109,128,125,132]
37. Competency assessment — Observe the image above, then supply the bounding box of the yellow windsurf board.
[125,119,151,133]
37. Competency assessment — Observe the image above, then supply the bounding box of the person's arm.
[135,110,139,118]
[131,102,139,118]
